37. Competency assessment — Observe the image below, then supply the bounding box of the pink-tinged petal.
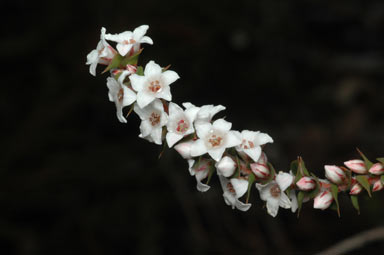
[216,156,236,177]
[244,147,262,163]
[156,85,172,101]
[140,36,153,45]
[166,132,183,148]
[190,139,208,157]
[369,163,384,175]
[136,91,155,108]
[208,146,226,162]
[225,131,242,148]
[212,119,232,132]
[144,61,162,76]
[313,190,333,210]
[372,179,384,192]
[115,104,127,123]
[349,183,363,195]
[324,165,346,184]
[150,127,163,145]
[290,190,298,213]
[344,159,367,174]
[195,122,211,139]
[278,192,291,209]
[129,74,147,92]
[139,120,152,137]
[250,162,270,179]
[254,132,273,145]
[175,142,193,159]
[266,197,280,217]
[162,70,180,86]
[296,177,316,191]
[196,181,210,192]
[230,178,248,198]
[133,25,149,40]
[276,172,294,191]
[117,43,132,56]
[235,200,252,211]
[122,86,137,106]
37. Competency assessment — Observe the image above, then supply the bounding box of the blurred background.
[2,0,384,254]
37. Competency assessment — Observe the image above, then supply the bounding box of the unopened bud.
[368,163,384,175]
[349,183,363,195]
[250,162,270,179]
[296,177,316,191]
[324,165,346,184]
[174,141,193,159]
[344,159,367,174]
[372,179,384,192]
[313,190,333,210]
[216,156,236,177]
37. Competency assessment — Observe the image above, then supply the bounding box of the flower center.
[241,139,255,150]
[270,184,281,198]
[227,183,236,194]
[175,119,189,134]
[117,88,124,102]
[205,130,225,149]
[149,112,161,126]
[123,39,136,45]
[148,80,162,93]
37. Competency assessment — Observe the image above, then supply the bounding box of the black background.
[2,0,384,254]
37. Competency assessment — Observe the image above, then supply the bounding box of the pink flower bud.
[313,190,333,210]
[216,156,236,177]
[368,163,384,175]
[174,142,193,159]
[258,152,268,165]
[372,179,384,192]
[344,159,367,174]
[324,165,346,184]
[296,177,316,191]
[250,162,270,179]
[349,183,363,195]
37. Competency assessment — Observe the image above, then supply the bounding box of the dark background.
[2,0,384,254]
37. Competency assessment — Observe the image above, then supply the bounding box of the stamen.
[270,184,281,198]
[148,80,162,93]
[149,112,161,126]
[117,88,124,102]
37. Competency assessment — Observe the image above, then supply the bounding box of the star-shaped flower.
[190,119,241,162]
[134,99,168,145]
[105,25,153,56]
[218,175,251,211]
[129,61,180,108]
[106,75,137,123]
[235,130,273,162]
[86,27,116,76]
[255,172,294,217]
[166,102,200,147]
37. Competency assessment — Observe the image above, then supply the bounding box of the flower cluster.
[86,25,384,217]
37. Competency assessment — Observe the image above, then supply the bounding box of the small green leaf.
[120,48,143,66]
[356,175,371,197]
[246,173,256,203]
[357,148,373,169]
[350,195,360,214]
[331,184,340,217]
[290,160,298,175]
[136,66,144,76]
[298,157,310,176]
[381,175,384,185]
[307,175,320,199]
[102,54,124,73]
[377,158,384,165]
[297,191,305,217]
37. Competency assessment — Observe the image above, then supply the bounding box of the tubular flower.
[190,119,242,162]
[105,25,153,56]
[218,175,251,211]
[344,159,367,174]
[130,61,180,108]
[187,159,211,192]
[166,102,199,147]
[235,130,273,162]
[324,165,346,184]
[255,172,294,217]
[134,99,168,145]
[86,27,116,76]
[106,76,137,123]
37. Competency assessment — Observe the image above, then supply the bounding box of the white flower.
[166,102,199,147]
[105,25,153,56]
[187,159,211,192]
[130,61,180,108]
[86,27,116,76]
[174,141,194,159]
[235,130,273,162]
[106,76,137,123]
[324,165,346,184]
[255,172,294,217]
[216,156,237,177]
[134,99,168,145]
[218,175,251,211]
[190,119,241,162]
[194,104,226,124]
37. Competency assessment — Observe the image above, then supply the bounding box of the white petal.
[133,25,149,40]
[136,91,155,108]
[166,132,183,148]
[223,191,236,208]
[122,86,137,106]
[150,127,163,145]
[187,159,195,175]
[212,119,232,132]
[156,85,172,101]
[129,74,147,92]
[118,70,131,84]
[255,132,274,145]
[195,122,211,139]
[278,192,291,209]
[105,31,132,43]
[230,178,248,198]
[184,104,200,123]
[197,181,210,192]
[117,43,132,56]
[290,190,298,213]
[190,139,208,157]
[276,172,294,191]
[139,120,152,137]
[140,36,153,45]
[133,103,151,120]
[168,102,183,117]
[225,131,242,148]
[218,173,229,191]
[208,146,226,162]
[115,103,127,123]
[144,61,162,76]
[244,147,262,162]
[162,70,180,86]
[266,198,280,217]
[256,182,274,201]
[235,201,252,212]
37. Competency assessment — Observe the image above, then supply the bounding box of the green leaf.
[205,163,215,185]
[357,148,373,169]
[381,175,384,185]
[246,173,256,203]
[307,174,321,199]
[298,157,310,176]
[120,48,143,67]
[331,184,340,217]
[297,191,305,217]
[350,195,360,214]
[102,54,123,73]
[356,175,371,197]
[377,158,384,165]
[290,160,298,175]
[136,66,144,76]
